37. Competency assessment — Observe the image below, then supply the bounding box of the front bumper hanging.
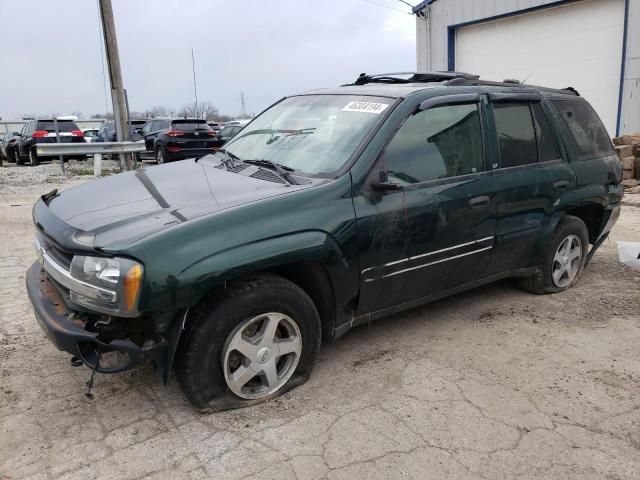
[26,262,167,374]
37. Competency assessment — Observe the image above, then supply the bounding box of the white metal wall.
[415,0,640,135]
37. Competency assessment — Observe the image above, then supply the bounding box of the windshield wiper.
[215,148,241,168]
[243,159,298,185]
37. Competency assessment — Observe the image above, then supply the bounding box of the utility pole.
[98,0,135,171]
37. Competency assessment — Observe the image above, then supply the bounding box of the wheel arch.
[165,230,360,340]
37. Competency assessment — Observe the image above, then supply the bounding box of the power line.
[362,0,411,14]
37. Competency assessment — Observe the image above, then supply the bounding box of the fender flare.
[172,230,359,313]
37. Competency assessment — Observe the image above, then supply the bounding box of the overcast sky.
[0,0,416,120]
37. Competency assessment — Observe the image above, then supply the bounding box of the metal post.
[124,88,135,168]
[53,118,65,174]
[98,0,134,171]
[93,153,102,177]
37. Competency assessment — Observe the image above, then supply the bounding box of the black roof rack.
[344,71,480,86]
[343,71,579,96]
[444,76,579,96]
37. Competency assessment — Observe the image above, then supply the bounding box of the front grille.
[38,234,73,269]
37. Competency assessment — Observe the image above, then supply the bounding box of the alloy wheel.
[156,148,164,164]
[551,234,582,288]
[222,312,302,400]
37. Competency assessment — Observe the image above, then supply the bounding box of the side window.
[142,122,152,134]
[493,102,538,168]
[385,103,484,185]
[531,103,561,162]
[550,99,613,158]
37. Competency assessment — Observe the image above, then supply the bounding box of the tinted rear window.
[36,120,79,132]
[493,102,538,168]
[550,99,613,158]
[170,120,211,132]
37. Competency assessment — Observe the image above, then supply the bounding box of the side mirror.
[134,128,143,134]
[370,170,402,191]
[12,132,20,136]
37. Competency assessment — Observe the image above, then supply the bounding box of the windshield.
[222,95,394,175]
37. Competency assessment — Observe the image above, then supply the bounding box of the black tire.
[176,274,321,411]
[7,147,16,163]
[155,144,166,164]
[28,148,40,167]
[519,214,589,295]
[14,148,22,165]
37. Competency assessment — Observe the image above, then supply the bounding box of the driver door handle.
[553,180,570,190]
[469,195,490,209]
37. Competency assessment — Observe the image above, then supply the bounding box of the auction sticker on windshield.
[342,101,389,114]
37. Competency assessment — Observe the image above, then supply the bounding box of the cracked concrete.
[1,165,640,479]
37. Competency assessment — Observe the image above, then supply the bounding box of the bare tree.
[178,101,220,120]
[147,105,171,118]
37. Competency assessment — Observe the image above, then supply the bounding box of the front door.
[354,95,497,315]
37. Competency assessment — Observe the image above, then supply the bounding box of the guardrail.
[36,141,146,176]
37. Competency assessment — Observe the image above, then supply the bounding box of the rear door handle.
[469,195,490,209]
[553,180,570,190]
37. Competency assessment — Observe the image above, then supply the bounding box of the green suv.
[26,72,622,409]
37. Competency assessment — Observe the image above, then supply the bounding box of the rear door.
[354,94,497,314]
[485,94,573,274]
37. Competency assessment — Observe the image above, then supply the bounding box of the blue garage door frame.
[445,0,630,136]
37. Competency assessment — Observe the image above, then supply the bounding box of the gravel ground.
[1,164,640,479]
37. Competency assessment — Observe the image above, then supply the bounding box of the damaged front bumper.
[26,261,171,377]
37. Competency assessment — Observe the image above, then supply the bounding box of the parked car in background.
[25,72,622,410]
[211,123,244,150]
[95,120,146,143]
[207,121,221,134]
[83,129,99,142]
[141,118,215,163]
[225,119,251,127]
[14,119,85,166]
[0,131,21,162]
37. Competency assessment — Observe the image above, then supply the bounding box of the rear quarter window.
[550,99,613,158]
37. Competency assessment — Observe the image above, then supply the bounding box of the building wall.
[415,0,640,135]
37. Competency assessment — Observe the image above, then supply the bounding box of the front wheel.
[519,215,589,294]
[176,274,321,411]
[14,149,22,165]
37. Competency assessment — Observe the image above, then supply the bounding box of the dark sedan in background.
[95,120,147,143]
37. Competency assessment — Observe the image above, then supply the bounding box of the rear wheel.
[176,274,321,411]
[155,144,166,164]
[28,149,39,167]
[519,215,589,294]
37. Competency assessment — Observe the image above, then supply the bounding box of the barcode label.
[342,101,389,114]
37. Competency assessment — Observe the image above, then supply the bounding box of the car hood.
[46,158,315,249]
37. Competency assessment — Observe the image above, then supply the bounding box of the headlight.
[70,255,144,316]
